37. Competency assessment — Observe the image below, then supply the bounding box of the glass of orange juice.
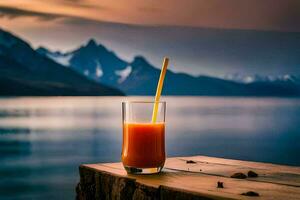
[122,101,166,174]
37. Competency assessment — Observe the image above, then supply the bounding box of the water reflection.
[0,127,31,134]
[0,97,299,199]
[0,128,31,159]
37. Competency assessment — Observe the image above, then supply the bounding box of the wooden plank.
[166,156,300,187]
[76,156,300,200]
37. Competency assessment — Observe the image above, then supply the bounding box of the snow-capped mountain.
[37,39,300,96]
[36,47,72,67]
[37,39,131,85]
[223,73,300,84]
[0,28,123,96]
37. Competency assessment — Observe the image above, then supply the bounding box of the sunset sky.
[0,0,300,76]
[1,0,300,31]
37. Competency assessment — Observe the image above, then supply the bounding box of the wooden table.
[76,156,300,200]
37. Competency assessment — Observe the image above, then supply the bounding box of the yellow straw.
[152,57,169,123]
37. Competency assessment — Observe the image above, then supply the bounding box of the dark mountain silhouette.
[47,24,300,76]
[70,39,128,85]
[38,39,300,96]
[0,28,123,96]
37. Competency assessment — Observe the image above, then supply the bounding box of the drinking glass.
[122,101,166,174]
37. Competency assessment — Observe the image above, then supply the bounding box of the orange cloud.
[0,0,300,32]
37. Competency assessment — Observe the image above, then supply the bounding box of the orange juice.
[122,122,165,168]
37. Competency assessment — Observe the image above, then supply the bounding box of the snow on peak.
[223,73,258,83]
[277,74,298,82]
[95,61,103,77]
[283,74,292,81]
[223,73,299,84]
[47,53,72,67]
[115,66,132,83]
[37,47,73,67]
[243,76,254,83]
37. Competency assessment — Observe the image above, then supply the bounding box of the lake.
[0,97,300,199]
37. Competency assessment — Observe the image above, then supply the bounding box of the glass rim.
[122,101,166,104]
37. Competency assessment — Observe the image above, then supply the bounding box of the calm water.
[0,97,300,199]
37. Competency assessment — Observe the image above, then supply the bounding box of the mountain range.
[37,38,300,96]
[0,28,123,96]
[1,27,300,96]
[222,73,300,84]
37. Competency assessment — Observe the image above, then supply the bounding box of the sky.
[0,0,300,76]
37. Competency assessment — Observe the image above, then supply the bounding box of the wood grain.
[76,156,300,200]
